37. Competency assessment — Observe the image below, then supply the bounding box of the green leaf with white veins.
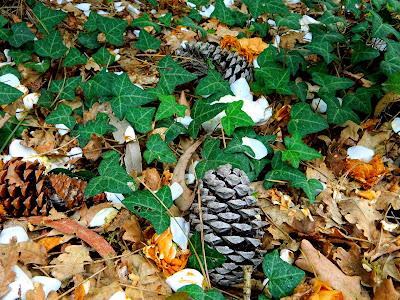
[221,101,254,136]
[282,134,322,168]
[195,70,232,96]
[110,73,154,119]
[143,134,177,164]
[243,0,289,17]
[126,107,155,134]
[211,0,236,26]
[155,95,186,121]
[131,13,161,33]
[96,14,128,46]
[380,41,400,76]
[85,151,134,197]
[324,95,360,125]
[370,11,400,39]
[34,31,68,59]
[276,13,301,29]
[63,48,87,67]
[263,250,305,298]
[306,41,337,64]
[45,104,76,129]
[288,103,328,137]
[178,285,225,300]
[49,76,81,100]
[135,29,161,51]
[8,23,35,48]
[255,65,292,95]
[32,2,67,33]
[73,113,115,147]
[312,72,354,95]
[0,82,24,105]
[351,42,380,64]
[92,47,115,66]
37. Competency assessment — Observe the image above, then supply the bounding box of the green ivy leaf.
[158,12,172,26]
[370,11,400,39]
[126,106,155,133]
[131,13,161,32]
[0,82,24,105]
[135,29,161,51]
[255,65,292,95]
[45,103,76,129]
[92,47,115,66]
[276,13,301,29]
[351,42,380,64]
[319,10,346,24]
[243,0,289,17]
[195,70,231,96]
[380,41,400,76]
[262,250,305,299]
[73,112,115,146]
[8,23,35,47]
[211,0,236,26]
[342,87,374,114]
[165,121,188,142]
[110,73,154,118]
[123,186,173,234]
[155,95,187,121]
[178,285,225,300]
[290,81,307,102]
[34,31,68,59]
[177,17,207,37]
[288,103,328,137]
[25,59,50,73]
[324,95,360,125]
[221,101,254,136]
[85,151,135,197]
[278,50,305,76]
[312,72,354,95]
[63,48,87,67]
[78,31,100,49]
[143,134,177,164]
[306,41,337,64]
[81,69,114,101]
[9,49,32,64]
[84,12,99,32]
[157,55,197,94]
[0,16,8,28]
[37,89,53,108]
[32,2,67,33]
[49,76,81,100]
[96,14,128,46]
[282,134,322,168]
[383,72,400,94]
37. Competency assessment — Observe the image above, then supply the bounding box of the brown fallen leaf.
[50,245,92,281]
[373,278,400,300]
[295,239,370,300]
[0,246,18,297]
[83,135,103,161]
[37,236,65,252]
[142,168,162,191]
[374,92,400,117]
[0,113,10,129]
[26,284,46,300]
[345,155,387,189]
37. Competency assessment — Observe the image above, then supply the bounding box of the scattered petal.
[0,73,20,88]
[2,265,34,300]
[109,290,127,300]
[32,276,62,297]
[8,139,38,159]
[22,93,39,110]
[67,147,83,159]
[347,145,375,162]
[391,117,400,134]
[165,268,204,292]
[170,182,184,200]
[124,126,136,143]
[279,249,295,264]
[0,226,29,244]
[381,220,398,232]
[170,217,190,250]
[311,98,327,113]
[105,192,125,204]
[89,207,119,227]
[55,124,70,136]
[241,137,268,160]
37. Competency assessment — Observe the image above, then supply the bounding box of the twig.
[242,265,253,300]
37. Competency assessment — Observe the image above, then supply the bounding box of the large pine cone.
[189,164,266,286]
[0,158,87,218]
[176,42,253,84]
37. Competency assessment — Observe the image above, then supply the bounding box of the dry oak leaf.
[0,246,18,297]
[308,279,344,300]
[142,168,162,191]
[373,278,400,300]
[83,135,103,161]
[374,92,400,117]
[143,227,190,276]
[50,245,92,281]
[295,240,370,300]
[280,31,305,49]
[345,155,387,189]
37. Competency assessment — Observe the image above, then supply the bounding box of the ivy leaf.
[8,23,35,47]
[34,31,68,59]
[278,50,305,76]
[282,134,322,168]
[85,151,135,197]
[92,47,115,66]
[255,65,292,95]
[380,41,400,76]
[262,250,305,299]
[0,15,8,27]
[351,42,380,64]
[243,0,289,17]
[319,10,346,24]
[45,104,76,129]
[312,72,354,95]
[123,186,173,234]
[221,101,254,136]
[155,95,187,121]
[195,70,231,96]
[96,14,128,46]
[383,72,400,94]
[276,13,301,29]
[178,285,225,300]
[110,73,154,119]
[324,95,360,125]
[131,13,161,32]
[81,69,114,101]
[63,48,87,67]
[78,31,100,49]
[73,113,115,146]
[49,76,81,100]
[32,2,67,33]
[288,103,328,137]
[126,106,155,134]
[342,87,374,114]
[25,60,50,73]
[158,12,172,26]
[211,0,236,26]
[135,29,161,51]
[370,11,400,39]
[157,55,197,94]
[143,134,177,164]
[264,153,322,202]
[290,81,307,102]
[0,82,24,105]
[306,41,336,64]
[9,49,32,64]
[177,17,207,38]
[37,89,53,108]
[165,121,188,142]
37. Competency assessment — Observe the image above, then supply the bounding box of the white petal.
[347,145,374,162]
[185,173,195,185]
[127,4,140,15]
[230,78,253,102]
[199,5,215,18]
[15,108,26,121]
[16,84,29,95]
[8,139,38,159]
[67,147,83,159]
[170,182,184,200]
[0,73,20,88]
[32,276,61,297]
[75,3,91,11]
[105,192,125,204]
[303,32,312,42]
[300,15,320,26]
[170,217,190,250]
[89,207,119,227]
[109,291,126,300]
[391,117,400,134]
[253,58,260,68]
[124,126,136,143]
[267,19,276,27]
[4,49,12,62]
[241,137,268,160]
[279,249,294,264]
[381,220,398,232]
[311,98,327,113]
[0,226,29,244]
[224,0,234,7]
[55,124,70,136]
[175,116,193,128]
[242,96,272,124]
[186,1,196,8]
[166,268,204,292]
[2,266,34,300]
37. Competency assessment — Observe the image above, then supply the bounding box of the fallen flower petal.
[166,268,204,292]
[0,226,29,244]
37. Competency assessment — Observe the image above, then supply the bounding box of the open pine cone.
[175,42,253,84]
[189,164,266,286]
[0,158,87,218]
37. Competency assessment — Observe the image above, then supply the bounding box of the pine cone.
[176,42,253,84]
[0,158,87,218]
[189,164,266,286]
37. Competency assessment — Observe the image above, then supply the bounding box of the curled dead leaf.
[308,279,344,300]
[142,168,162,191]
[345,155,387,189]
[220,35,268,62]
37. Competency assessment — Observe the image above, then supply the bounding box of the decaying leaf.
[50,245,92,280]
[142,168,162,191]
[345,155,387,189]
[373,278,400,300]
[308,279,344,300]
[220,35,268,61]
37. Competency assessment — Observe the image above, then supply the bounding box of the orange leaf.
[308,279,344,300]
[220,35,268,62]
[37,237,64,251]
[345,155,386,189]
